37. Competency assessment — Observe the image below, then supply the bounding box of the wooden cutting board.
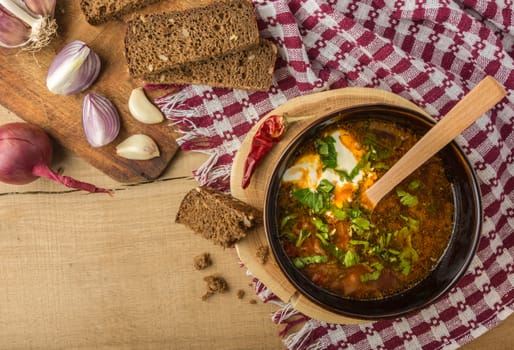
[230,87,429,324]
[0,0,212,183]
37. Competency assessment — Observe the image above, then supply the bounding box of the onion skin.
[46,40,101,95]
[0,122,111,194]
[0,122,51,184]
[82,93,120,147]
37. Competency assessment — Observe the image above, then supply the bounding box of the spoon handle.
[365,76,506,208]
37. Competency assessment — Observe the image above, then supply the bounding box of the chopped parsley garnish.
[317,178,335,194]
[330,206,348,220]
[312,217,330,235]
[293,188,324,213]
[293,255,328,269]
[397,189,419,207]
[296,230,311,247]
[292,180,335,213]
[408,180,421,190]
[315,136,338,170]
[360,262,384,282]
[280,214,297,229]
[343,250,360,268]
[401,215,419,232]
[350,216,373,237]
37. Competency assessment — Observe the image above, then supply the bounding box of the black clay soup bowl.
[264,104,482,319]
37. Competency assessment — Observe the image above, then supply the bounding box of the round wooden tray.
[230,87,429,324]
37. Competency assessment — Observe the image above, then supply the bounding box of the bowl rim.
[263,103,483,319]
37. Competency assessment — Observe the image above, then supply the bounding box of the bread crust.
[176,186,262,248]
[124,0,260,78]
[143,38,277,91]
[80,0,160,25]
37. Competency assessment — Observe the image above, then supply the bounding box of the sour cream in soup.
[282,129,373,207]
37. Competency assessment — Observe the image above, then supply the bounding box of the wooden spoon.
[364,76,506,208]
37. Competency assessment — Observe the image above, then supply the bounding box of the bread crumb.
[158,54,169,62]
[193,253,212,270]
[202,275,228,300]
[249,298,257,304]
[237,289,245,299]
[256,245,270,264]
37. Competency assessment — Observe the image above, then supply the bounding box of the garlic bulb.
[82,93,120,148]
[0,0,57,51]
[24,0,55,16]
[46,40,101,95]
[128,87,164,124]
[116,134,160,160]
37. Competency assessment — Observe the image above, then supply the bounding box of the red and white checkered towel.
[155,0,514,349]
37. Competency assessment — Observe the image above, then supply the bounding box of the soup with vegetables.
[277,118,453,299]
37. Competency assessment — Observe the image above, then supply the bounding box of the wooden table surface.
[0,104,512,349]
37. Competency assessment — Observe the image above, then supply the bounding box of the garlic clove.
[46,40,101,95]
[116,134,160,160]
[23,0,56,16]
[0,5,31,48]
[0,0,57,51]
[128,87,164,124]
[82,93,120,148]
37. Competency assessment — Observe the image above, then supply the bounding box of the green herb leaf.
[351,217,373,236]
[317,179,335,194]
[363,135,391,161]
[343,250,360,267]
[398,247,419,275]
[349,207,362,219]
[330,206,348,220]
[408,180,421,190]
[397,189,419,207]
[349,163,362,179]
[360,262,384,282]
[400,215,419,232]
[280,230,297,244]
[349,239,369,250]
[312,217,330,234]
[293,255,328,269]
[293,188,324,213]
[280,214,297,229]
[296,230,311,247]
[315,233,329,246]
[399,259,411,275]
[316,136,338,170]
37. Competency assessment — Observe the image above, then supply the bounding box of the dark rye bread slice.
[143,38,277,91]
[124,0,260,78]
[80,0,160,25]
[176,186,262,248]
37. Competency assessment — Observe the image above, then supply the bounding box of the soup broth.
[277,118,453,299]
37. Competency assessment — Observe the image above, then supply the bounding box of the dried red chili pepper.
[242,114,286,189]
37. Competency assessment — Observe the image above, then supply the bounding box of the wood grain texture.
[0,98,513,350]
[230,87,430,324]
[0,1,214,183]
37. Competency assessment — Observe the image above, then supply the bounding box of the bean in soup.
[277,118,453,299]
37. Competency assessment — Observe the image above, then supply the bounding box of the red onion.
[46,40,101,95]
[0,122,111,194]
[82,93,120,147]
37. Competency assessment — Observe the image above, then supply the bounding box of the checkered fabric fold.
[156,1,514,349]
